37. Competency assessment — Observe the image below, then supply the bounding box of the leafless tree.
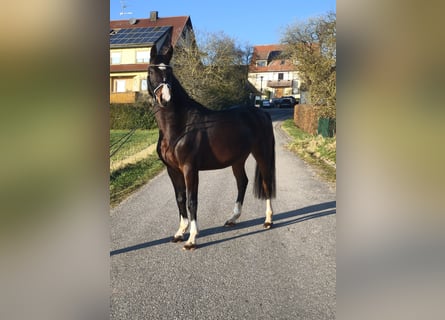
[282,11,336,112]
[173,31,252,110]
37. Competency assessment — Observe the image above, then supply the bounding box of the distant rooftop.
[110,12,193,46]
[250,44,295,72]
[110,26,172,48]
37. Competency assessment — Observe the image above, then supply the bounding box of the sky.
[110,0,336,45]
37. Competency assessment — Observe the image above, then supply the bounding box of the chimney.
[150,11,158,22]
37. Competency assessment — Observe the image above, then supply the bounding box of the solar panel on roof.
[110,26,171,47]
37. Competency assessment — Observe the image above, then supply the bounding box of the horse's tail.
[253,126,276,200]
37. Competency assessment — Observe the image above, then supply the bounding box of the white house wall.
[248,71,301,97]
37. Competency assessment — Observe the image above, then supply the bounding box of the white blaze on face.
[161,84,171,102]
[155,63,171,103]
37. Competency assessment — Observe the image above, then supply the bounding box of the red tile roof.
[250,44,296,72]
[253,44,286,60]
[110,15,192,46]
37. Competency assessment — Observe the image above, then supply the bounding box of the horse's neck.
[156,97,192,142]
[156,107,185,141]
[155,76,205,141]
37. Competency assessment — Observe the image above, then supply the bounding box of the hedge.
[294,104,319,135]
[110,102,157,130]
[294,104,336,137]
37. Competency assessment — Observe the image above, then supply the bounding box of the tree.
[172,31,252,110]
[282,12,336,112]
[170,31,204,101]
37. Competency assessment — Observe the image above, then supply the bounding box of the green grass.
[110,129,164,207]
[282,119,311,140]
[110,154,165,207]
[110,129,159,163]
[282,119,336,183]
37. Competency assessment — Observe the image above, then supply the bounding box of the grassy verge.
[110,154,165,207]
[110,129,164,207]
[281,119,336,183]
[110,129,159,163]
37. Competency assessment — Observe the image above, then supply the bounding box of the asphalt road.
[110,108,336,320]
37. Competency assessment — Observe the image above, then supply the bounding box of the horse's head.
[147,45,173,107]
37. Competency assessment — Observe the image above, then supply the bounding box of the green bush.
[110,101,157,129]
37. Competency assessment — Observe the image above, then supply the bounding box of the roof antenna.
[119,0,133,16]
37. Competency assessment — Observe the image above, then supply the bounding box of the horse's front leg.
[167,167,189,242]
[183,166,199,251]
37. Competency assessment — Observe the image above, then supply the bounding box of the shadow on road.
[110,201,336,256]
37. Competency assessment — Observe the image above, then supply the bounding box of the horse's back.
[175,106,266,169]
[205,106,271,140]
[233,106,273,137]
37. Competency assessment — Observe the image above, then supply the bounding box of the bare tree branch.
[282,12,336,111]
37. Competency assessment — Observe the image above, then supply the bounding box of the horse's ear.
[150,45,157,63]
[163,45,173,63]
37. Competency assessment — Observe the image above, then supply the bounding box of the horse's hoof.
[263,222,273,229]
[172,236,184,243]
[224,221,236,227]
[182,243,197,251]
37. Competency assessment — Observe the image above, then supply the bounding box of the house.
[248,44,301,102]
[110,11,194,103]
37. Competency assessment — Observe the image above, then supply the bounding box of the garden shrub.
[110,101,157,129]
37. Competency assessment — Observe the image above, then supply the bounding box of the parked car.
[271,98,281,107]
[275,97,295,108]
[282,96,298,105]
[260,99,272,108]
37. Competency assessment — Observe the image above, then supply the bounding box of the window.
[136,51,150,63]
[111,52,121,65]
[256,60,267,67]
[141,79,147,91]
[278,73,284,80]
[115,79,126,93]
[292,80,299,94]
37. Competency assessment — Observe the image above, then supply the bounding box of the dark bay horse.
[147,45,276,250]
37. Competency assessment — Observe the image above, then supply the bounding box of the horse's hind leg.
[224,161,248,227]
[167,167,189,242]
[255,158,275,229]
[264,198,274,229]
[252,142,276,229]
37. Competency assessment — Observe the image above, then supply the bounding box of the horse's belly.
[199,145,249,170]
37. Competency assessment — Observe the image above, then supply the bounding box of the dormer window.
[256,60,267,67]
